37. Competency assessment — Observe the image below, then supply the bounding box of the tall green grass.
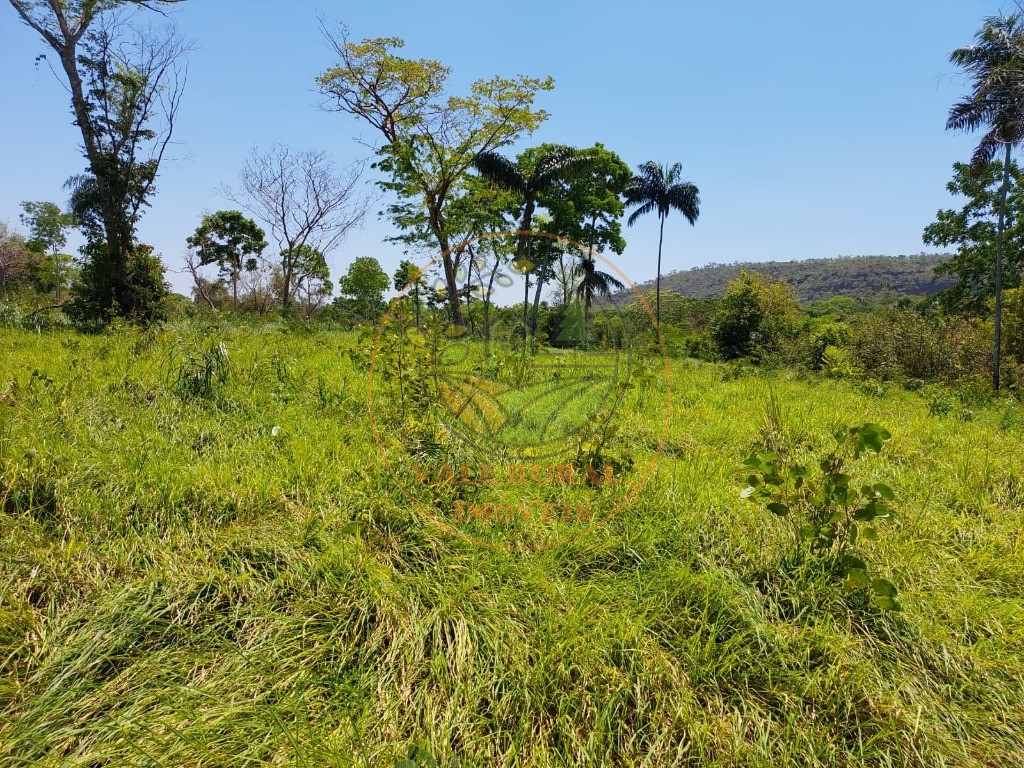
[1,321,1022,766]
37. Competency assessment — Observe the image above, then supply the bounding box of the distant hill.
[622,254,956,304]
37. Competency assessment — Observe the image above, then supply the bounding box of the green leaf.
[863,527,879,540]
[830,473,851,488]
[874,483,895,500]
[339,521,361,536]
[852,501,888,522]
[766,502,790,517]
[873,595,902,611]
[845,568,871,590]
[872,578,898,598]
[743,456,763,469]
[841,555,867,572]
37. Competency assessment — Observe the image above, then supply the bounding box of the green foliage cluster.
[639,254,954,303]
[333,256,390,324]
[743,422,900,611]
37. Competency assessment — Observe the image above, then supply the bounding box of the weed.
[172,341,230,400]
[742,423,901,610]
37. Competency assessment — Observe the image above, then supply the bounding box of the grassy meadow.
[1,320,1023,766]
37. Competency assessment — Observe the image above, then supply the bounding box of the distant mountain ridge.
[621,254,955,304]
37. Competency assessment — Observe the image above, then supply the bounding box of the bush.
[846,309,991,383]
[67,242,169,327]
[820,345,859,379]
[711,272,801,361]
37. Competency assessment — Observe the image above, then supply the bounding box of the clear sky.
[0,0,1014,294]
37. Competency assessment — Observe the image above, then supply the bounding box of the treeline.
[623,254,956,304]
[588,271,1020,390]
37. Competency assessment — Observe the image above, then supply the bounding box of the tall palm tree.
[473,146,593,338]
[574,255,625,347]
[948,13,1024,391]
[623,162,700,332]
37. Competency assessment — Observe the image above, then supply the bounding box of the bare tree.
[183,248,219,309]
[9,1,189,319]
[224,144,369,309]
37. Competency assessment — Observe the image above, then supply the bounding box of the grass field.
[1,320,1023,766]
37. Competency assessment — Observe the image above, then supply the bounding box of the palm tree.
[574,255,625,347]
[948,14,1024,391]
[473,146,593,338]
[623,162,700,332]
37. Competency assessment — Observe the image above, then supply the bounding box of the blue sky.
[0,0,1013,294]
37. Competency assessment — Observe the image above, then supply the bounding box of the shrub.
[820,345,859,379]
[742,422,900,611]
[846,309,991,383]
[711,272,801,361]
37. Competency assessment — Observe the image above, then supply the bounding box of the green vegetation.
[1,323,1023,765]
[631,254,955,304]
[5,4,1024,765]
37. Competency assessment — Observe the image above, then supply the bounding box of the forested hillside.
[628,254,956,303]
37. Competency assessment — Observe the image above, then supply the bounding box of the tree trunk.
[282,251,293,309]
[655,214,666,337]
[529,239,551,335]
[484,259,497,349]
[523,268,530,348]
[413,281,421,329]
[59,47,126,314]
[582,287,590,349]
[54,251,62,303]
[462,246,475,334]
[994,142,1012,391]
[517,197,536,264]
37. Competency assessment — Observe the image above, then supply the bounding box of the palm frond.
[531,147,596,190]
[573,256,625,306]
[667,182,700,225]
[473,151,527,195]
[971,130,1006,167]
[948,12,1024,153]
[626,199,659,227]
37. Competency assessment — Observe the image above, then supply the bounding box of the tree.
[711,272,800,361]
[925,161,1024,313]
[473,145,596,337]
[394,260,426,328]
[947,12,1024,389]
[473,146,592,261]
[624,162,700,332]
[19,201,76,301]
[538,143,631,257]
[0,222,35,299]
[527,143,632,338]
[287,244,333,315]
[186,211,267,309]
[65,171,168,322]
[574,255,625,347]
[318,26,552,326]
[9,1,188,321]
[337,256,389,323]
[225,144,367,311]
